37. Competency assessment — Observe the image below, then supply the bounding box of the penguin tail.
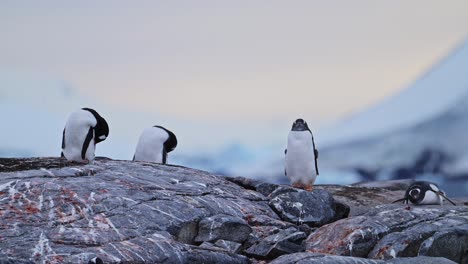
[437,191,457,206]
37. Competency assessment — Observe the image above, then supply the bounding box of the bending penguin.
[392,181,456,206]
[61,108,109,163]
[285,118,319,191]
[133,126,177,164]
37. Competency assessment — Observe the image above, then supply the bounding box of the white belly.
[420,191,443,205]
[285,131,317,185]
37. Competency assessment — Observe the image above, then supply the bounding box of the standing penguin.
[392,181,456,205]
[61,108,109,163]
[133,126,177,164]
[285,118,319,191]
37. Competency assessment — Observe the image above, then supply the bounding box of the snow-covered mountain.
[314,38,468,196]
[318,38,468,146]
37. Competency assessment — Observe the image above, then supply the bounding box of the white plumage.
[285,130,317,187]
[133,127,170,163]
[62,109,97,162]
[420,183,444,205]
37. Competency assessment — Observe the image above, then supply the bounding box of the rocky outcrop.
[270,253,457,264]
[306,205,468,263]
[0,158,347,263]
[0,158,466,263]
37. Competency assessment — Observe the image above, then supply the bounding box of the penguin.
[88,257,103,264]
[61,108,109,163]
[133,126,177,164]
[285,118,319,191]
[392,181,456,205]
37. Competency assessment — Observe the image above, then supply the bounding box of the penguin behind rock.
[88,257,103,264]
[392,181,456,205]
[133,126,177,164]
[61,108,109,163]
[285,118,319,191]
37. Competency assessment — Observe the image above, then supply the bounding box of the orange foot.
[304,184,313,192]
[292,183,314,192]
[292,183,303,189]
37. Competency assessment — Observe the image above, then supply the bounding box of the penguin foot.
[292,183,303,189]
[292,183,314,192]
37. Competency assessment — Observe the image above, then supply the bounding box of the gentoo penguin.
[61,108,109,163]
[392,181,456,205]
[285,118,319,191]
[133,126,177,164]
[88,257,103,264]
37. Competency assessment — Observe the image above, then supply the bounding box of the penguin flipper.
[437,191,457,206]
[61,128,66,149]
[162,147,168,164]
[82,127,94,160]
[391,198,407,204]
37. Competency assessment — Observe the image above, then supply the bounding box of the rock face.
[268,187,350,227]
[270,253,457,264]
[195,214,252,243]
[0,158,466,264]
[0,157,347,264]
[306,205,468,263]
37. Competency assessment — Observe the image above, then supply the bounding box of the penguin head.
[82,108,109,144]
[408,187,421,203]
[94,117,109,143]
[291,118,310,131]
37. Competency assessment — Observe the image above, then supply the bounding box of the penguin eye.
[409,189,420,197]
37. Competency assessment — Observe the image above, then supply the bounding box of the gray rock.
[245,227,306,259]
[306,204,468,263]
[2,158,467,263]
[184,248,250,264]
[387,256,457,264]
[270,253,381,264]
[195,214,252,243]
[268,187,349,227]
[224,176,279,197]
[351,179,413,191]
[199,242,224,251]
[0,158,267,263]
[269,253,456,264]
[315,185,406,216]
[215,240,243,254]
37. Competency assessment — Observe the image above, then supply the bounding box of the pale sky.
[1,1,468,124]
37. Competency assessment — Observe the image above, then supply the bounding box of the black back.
[82,108,109,144]
[154,126,177,152]
[154,126,177,164]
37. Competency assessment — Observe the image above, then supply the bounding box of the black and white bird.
[133,126,177,164]
[392,181,456,205]
[88,257,103,264]
[285,118,319,191]
[61,108,109,163]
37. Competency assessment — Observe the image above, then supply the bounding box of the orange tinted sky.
[1,1,468,124]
